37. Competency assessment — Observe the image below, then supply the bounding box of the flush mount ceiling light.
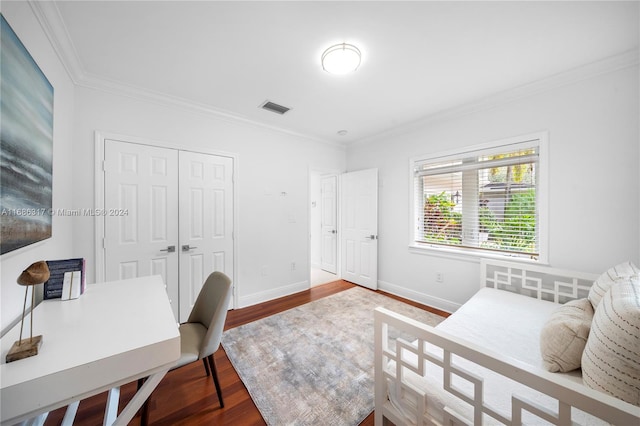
[321,43,361,75]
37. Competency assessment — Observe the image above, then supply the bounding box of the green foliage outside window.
[423,189,536,253]
[423,192,461,245]
[484,189,536,252]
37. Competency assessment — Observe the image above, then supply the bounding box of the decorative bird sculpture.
[6,261,50,362]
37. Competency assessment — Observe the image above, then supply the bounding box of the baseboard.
[238,280,309,308]
[378,280,461,314]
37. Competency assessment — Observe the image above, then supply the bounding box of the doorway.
[309,170,338,287]
[309,168,379,289]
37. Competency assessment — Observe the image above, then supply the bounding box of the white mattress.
[387,288,604,425]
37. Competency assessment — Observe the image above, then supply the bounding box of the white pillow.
[582,275,640,406]
[540,298,594,372]
[588,261,639,309]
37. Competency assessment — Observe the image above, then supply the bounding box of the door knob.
[331,230,336,234]
[368,235,378,240]
[160,245,176,253]
[182,244,198,252]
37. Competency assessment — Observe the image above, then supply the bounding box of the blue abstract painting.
[1,14,54,255]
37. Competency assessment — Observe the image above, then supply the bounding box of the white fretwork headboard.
[480,259,600,304]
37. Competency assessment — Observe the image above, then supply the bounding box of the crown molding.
[350,48,639,147]
[29,1,345,150]
[29,0,86,85]
[77,71,346,149]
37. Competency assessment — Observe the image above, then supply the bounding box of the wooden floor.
[44,280,448,425]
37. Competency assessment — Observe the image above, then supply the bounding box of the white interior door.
[340,168,378,290]
[320,175,337,274]
[104,141,235,322]
[104,140,180,319]
[179,151,234,322]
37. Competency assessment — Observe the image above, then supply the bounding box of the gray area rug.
[221,286,445,425]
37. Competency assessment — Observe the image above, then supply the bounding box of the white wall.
[0,2,76,332]
[309,171,322,268]
[347,65,640,312]
[72,86,346,308]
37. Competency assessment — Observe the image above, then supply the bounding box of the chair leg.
[207,354,224,408]
[203,357,211,376]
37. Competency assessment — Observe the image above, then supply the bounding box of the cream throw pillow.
[588,261,639,309]
[582,276,640,406]
[540,298,594,372]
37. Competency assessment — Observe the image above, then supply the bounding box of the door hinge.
[102,237,106,249]
[102,160,107,172]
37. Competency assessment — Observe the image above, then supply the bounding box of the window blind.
[413,143,540,258]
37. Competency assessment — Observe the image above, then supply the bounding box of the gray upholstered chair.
[140,271,232,424]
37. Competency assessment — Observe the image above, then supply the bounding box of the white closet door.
[320,175,338,274]
[340,168,378,290]
[179,151,234,322]
[104,140,180,319]
[104,141,235,322]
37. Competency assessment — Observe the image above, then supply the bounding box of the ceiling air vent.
[260,100,291,115]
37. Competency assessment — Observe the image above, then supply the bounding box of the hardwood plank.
[224,279,355,330]
[44,280,445,425]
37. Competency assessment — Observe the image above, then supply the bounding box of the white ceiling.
[46,1,639,144]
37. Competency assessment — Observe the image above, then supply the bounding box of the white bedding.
[386,288,605,425]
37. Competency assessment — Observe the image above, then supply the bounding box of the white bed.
[374,259,640,425]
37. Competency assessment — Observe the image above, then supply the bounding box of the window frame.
[408,132,549,264]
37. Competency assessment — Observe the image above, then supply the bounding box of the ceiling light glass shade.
[321,43,361,75]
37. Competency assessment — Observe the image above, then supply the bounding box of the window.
[411,134,547,261]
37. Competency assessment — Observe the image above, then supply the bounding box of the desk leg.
[104,369,168,426]
[61,401,80,426]
[104,387,120,425]
[18,413,48,426]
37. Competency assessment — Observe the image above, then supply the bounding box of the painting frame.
[1,13,54,255]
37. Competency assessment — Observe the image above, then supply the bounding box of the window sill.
[408,243,547,265]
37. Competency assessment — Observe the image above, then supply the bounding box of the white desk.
[0,275,180,425]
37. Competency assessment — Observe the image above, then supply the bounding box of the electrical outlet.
[291,262,296,271]
[436,272,443,283]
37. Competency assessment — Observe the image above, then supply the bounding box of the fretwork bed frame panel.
[374,259,640,426]
[480,259,599,303]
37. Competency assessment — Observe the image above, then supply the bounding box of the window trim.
[408,131,549,263]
